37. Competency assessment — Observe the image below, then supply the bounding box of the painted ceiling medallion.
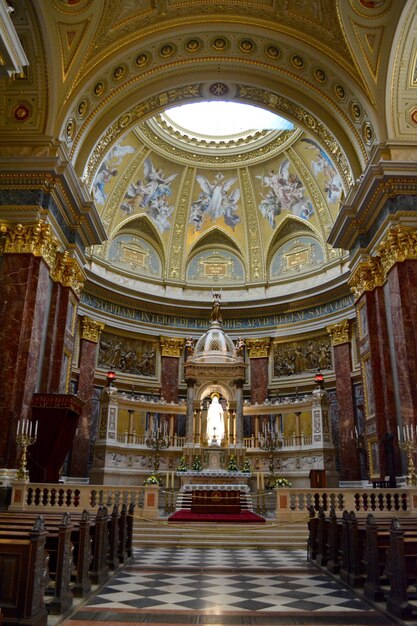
[209,83,229,97]
[93,81,105,97]
[291,55,305,69]
[212,37,228,51]
[160,44,175,58]
[186,39,201,52]
[77,100,88,117]
[314,68,326,83]
[113,65,125,80]
[239,39,255,53]
[265,45,280,59]
[334,84,346,99]
[135,53,149,67]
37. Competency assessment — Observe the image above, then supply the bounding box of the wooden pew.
[307,505,318,561]
[0,517,48,626]
[386,518,417,620]
[89,506,109,585]
[0,513,74,615]
[107,505,120,570]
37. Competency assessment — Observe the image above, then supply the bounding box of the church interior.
[2,0,417,625]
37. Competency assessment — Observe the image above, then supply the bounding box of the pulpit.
[28,394,84,482]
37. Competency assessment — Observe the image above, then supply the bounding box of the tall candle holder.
[398,424,417,487]
[145,424,169,474]
[16,419,38,481]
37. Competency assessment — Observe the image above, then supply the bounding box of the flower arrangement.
[227,454,239,471]
[272,476,292,488]
[191,456,202,471]
[143,474,162,486]
[242,459,251,473]
[177,457,189,472]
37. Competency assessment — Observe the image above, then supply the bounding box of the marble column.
[327,320,361,481]
[185,378,195,444]
[246,338,270,404]
[350,258,397,480]
[0,251,52,468]
[68,316,105,478]
[234,379,244,446]
[160,337,184,403]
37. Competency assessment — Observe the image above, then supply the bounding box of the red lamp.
[106,370,116,385]
[314,369,324,388]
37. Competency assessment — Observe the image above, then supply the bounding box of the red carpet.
[168,510,265,523]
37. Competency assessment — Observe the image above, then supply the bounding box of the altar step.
[132,518,309,549]
[175,491,254,511]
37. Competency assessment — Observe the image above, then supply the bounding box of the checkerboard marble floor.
[62,548,395,625]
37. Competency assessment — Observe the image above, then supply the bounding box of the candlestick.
[15,419,38,481]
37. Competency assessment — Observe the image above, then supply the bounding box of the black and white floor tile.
[64,548,395,625]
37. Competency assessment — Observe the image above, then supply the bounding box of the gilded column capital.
[52,251,86,297]
[327,320,350,346]
[80,317,105,343]
[376,226,417,276]
[246,338,270,358]
[348,257,384,300]
[160,336,184,357]
[0,220,58,268]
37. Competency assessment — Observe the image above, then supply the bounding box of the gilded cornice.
[348,257,384,300]
[375,226,417,276]
[246,338,271,358]
[52,251,86,297]
[327,319,350,346]
[80,316,105,343]
[160,336,184,357]
[0,220,58,268]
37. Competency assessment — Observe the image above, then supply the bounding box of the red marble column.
[160,337,183,403]
[68,317,104,477]
[247,339,271,405]
[328,321,360,481]
[357,287,397,478]
[0,253,52,467]
[385,260,417,427]
[40,282,77,393]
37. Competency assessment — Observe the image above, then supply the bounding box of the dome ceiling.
[89,102,347,303]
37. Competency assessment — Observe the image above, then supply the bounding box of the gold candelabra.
[16,419,38,481]
[399,437,417,486]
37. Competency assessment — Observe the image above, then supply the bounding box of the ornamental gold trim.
[52,251,86,297]
[81,316,105,343]
[348,257,384,300]
[327,319,350,346]
[0,220,58,268]
[375,226,417,276]
[246,338,270,358]
[160,336,184,357]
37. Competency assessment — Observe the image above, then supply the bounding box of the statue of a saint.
[206,395,224,445]
[210,293,222,323]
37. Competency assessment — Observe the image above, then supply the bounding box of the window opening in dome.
[164,101,294,137]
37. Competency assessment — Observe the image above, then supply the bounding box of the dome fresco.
[90,104,345,302]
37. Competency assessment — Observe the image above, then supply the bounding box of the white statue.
[206,395,224,445]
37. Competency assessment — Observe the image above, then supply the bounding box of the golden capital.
[160,336,184,357]
[81,317,105,343]
[327,320,350,346]
[376,226,417,276]
[348,257,384,300]
[0,220,58,268]
[246,338,270,358]
[52,251,86,297]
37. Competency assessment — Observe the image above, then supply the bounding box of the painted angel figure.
[139,157,178,209]
[302,138,343,203]
[193,172,240,228]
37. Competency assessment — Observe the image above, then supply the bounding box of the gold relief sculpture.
[375,226,417,276]
[0,221,59,268]
[81,317,105,343]
[52,251,86,296]
[240,169,264,281]
[327,319,350,346]
[99,332,157,376]
[348,257,384,300]
[273,336,332,377]
[246,338,271,358]
[160,336,184,357]
[168,168,193,280]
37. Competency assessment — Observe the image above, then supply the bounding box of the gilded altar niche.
[98,331,157,376]
[273,335,332,377]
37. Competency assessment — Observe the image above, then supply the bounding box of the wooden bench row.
[0,502,135,626]
[307,506,417,620]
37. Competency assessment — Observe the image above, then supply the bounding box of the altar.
[186,484,247,514]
